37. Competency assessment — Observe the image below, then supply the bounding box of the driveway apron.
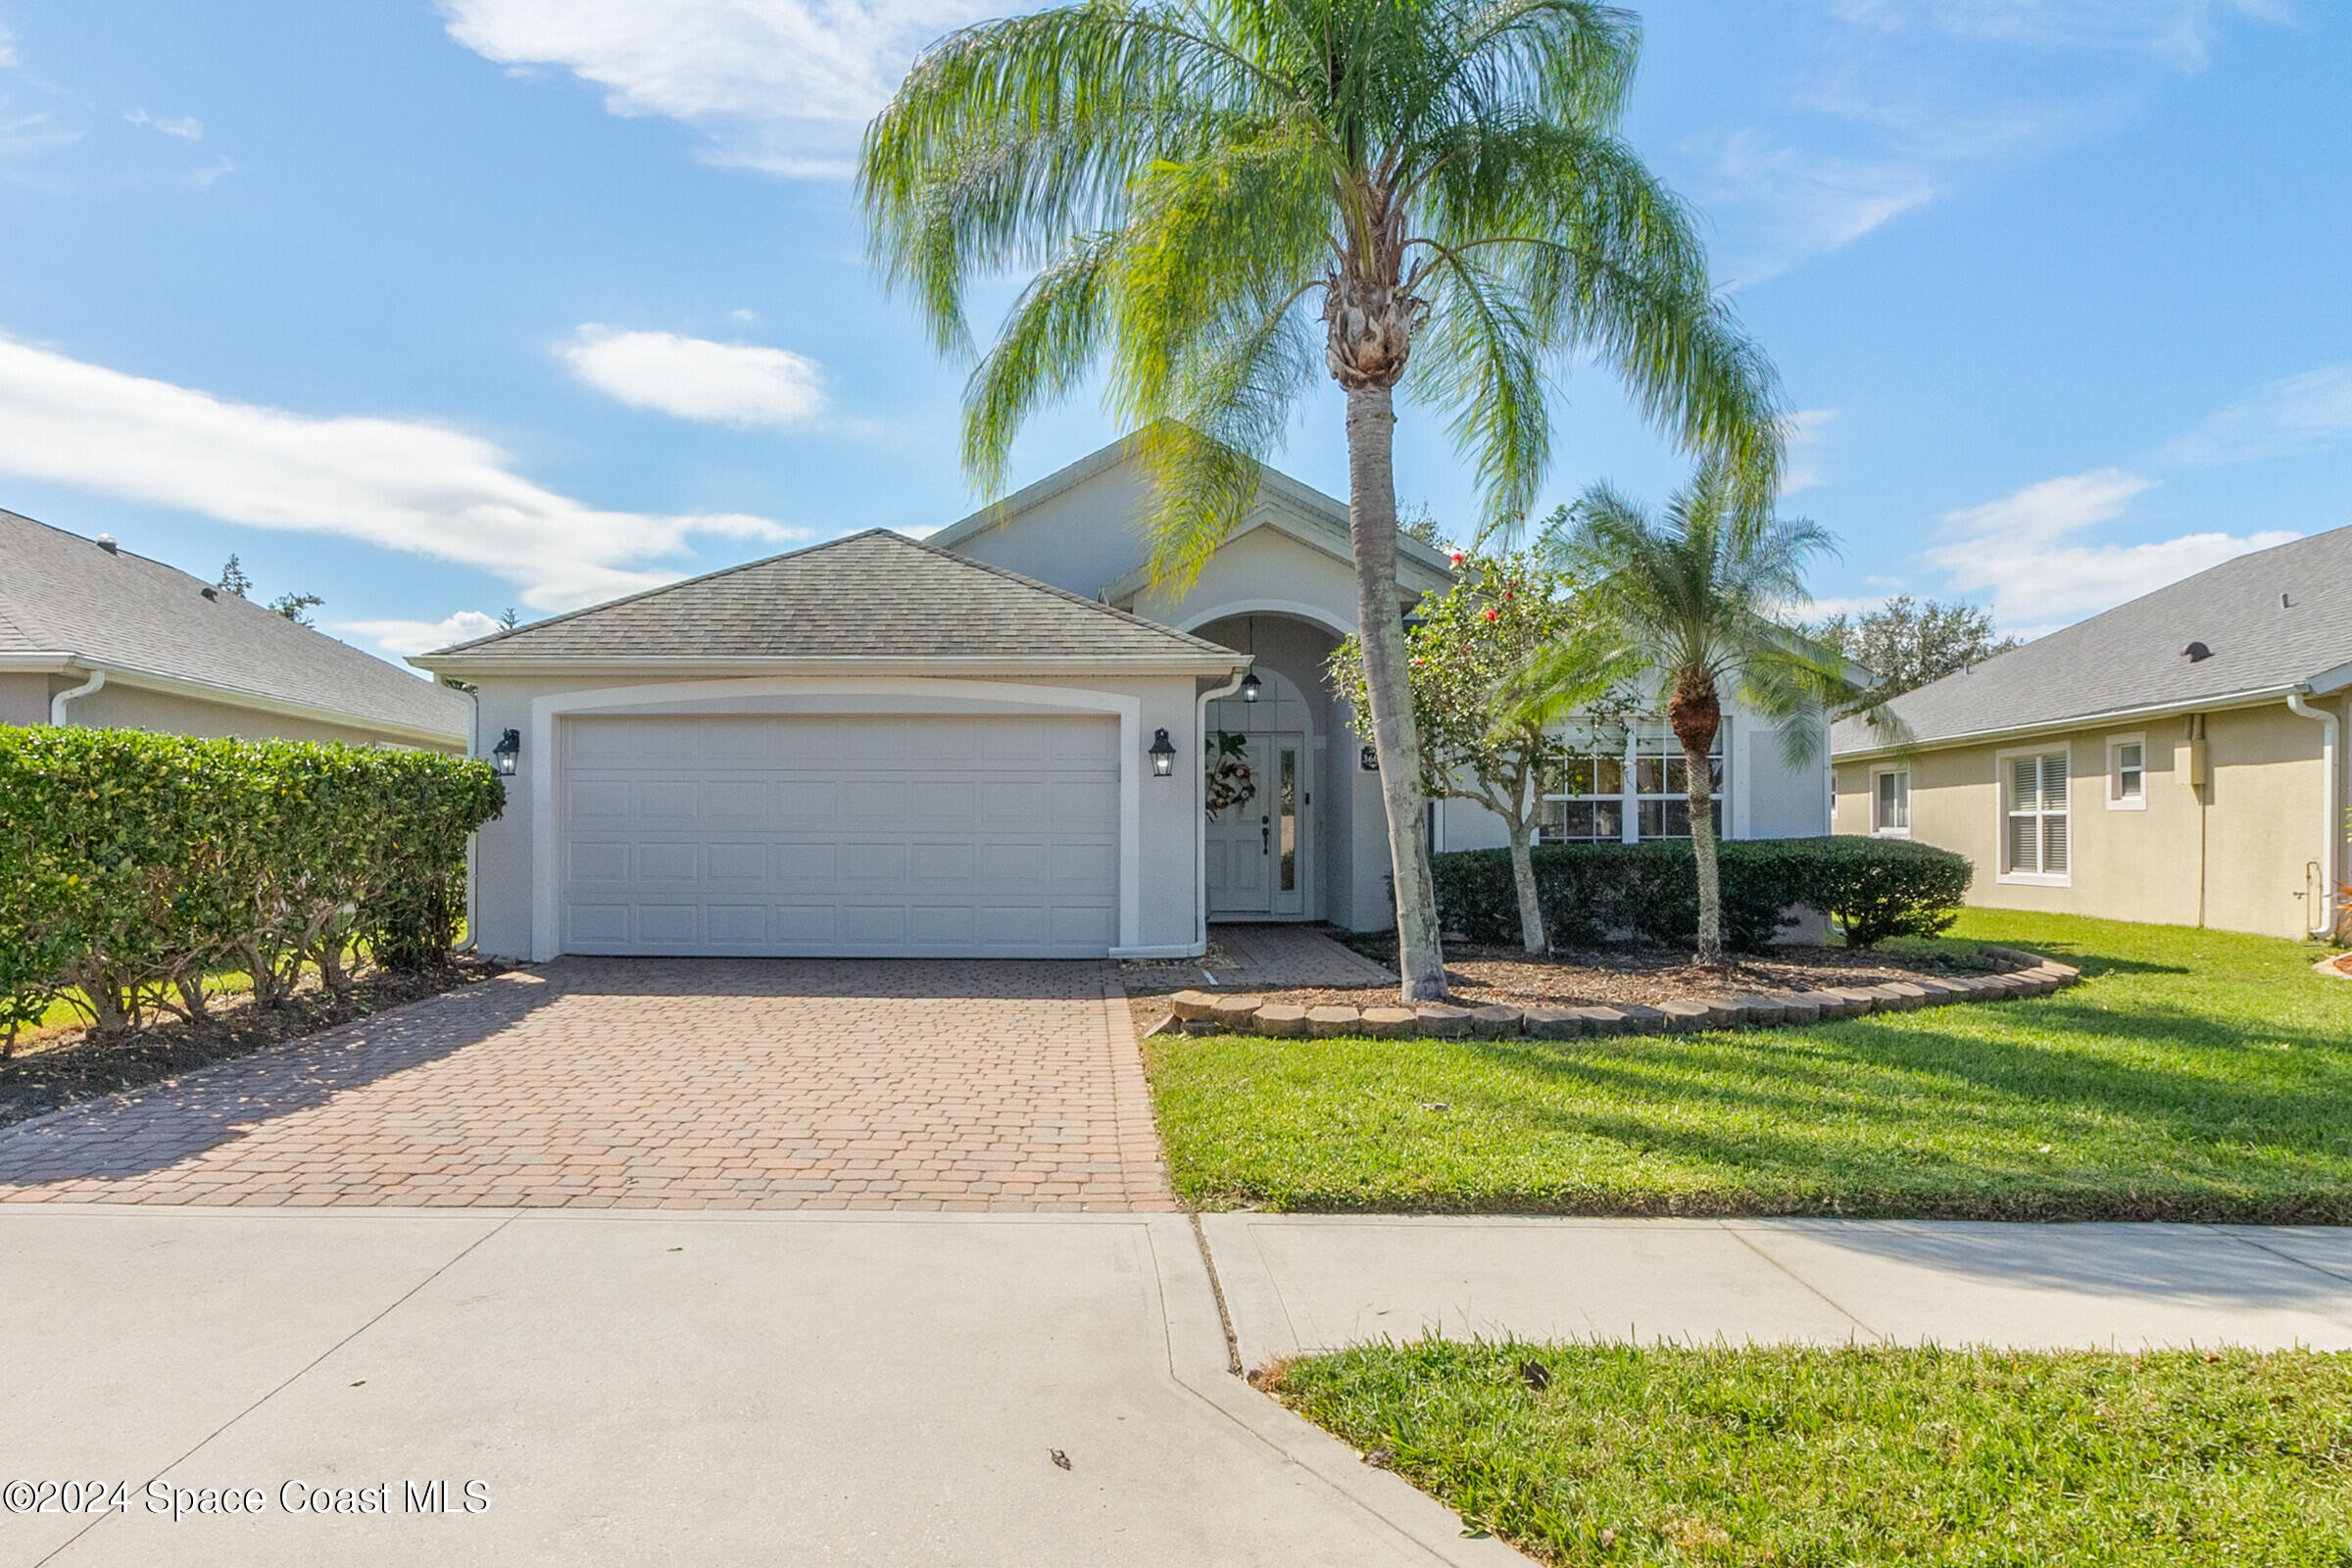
[0,958,1174,1212]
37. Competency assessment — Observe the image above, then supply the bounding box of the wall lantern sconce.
[1360,744,1380,772]
[1238,668,1262,704]
[1149,727,1177,777]
[491,728,521,777]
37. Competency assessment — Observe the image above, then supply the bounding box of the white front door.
[1206,731,1306,917]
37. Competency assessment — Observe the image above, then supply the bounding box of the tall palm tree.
[1542,462,1858,965]
[859,0,1782,1000]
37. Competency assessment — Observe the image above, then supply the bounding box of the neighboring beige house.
[0,508,469,751]
[1832,526,2352,940]
[416,433,1833,963]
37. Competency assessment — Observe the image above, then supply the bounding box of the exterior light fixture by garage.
[491,727,521,777]
[1360,744,1380,771]
[1149,727,1177,777]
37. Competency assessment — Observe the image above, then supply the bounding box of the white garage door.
[560,712,1120,957]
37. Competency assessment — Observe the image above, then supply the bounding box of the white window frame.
[1870,766,1911,837]
[1995,744,2073,887]
[1536,714,1727,846]
[2106,733,2147,811]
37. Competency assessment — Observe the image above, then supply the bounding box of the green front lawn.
[1268,1340,2352,1565]
[1144,911,2352,1220]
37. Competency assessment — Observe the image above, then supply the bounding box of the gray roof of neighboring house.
[416,528,1248,667]
[1833,522,2352,756]
[0,508,469,742]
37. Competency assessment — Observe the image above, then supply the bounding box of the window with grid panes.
[1536,719,1626,843]
[2005,752,2070,877]
[1633,721,1723,840]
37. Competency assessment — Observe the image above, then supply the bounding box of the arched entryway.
[1188,610,1380,927]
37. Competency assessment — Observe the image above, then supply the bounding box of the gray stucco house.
[0,508,468,750]
[416,434,1832,962]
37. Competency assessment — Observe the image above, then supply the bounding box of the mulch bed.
[1128,938,2007,1034]
[0,956,508,1129]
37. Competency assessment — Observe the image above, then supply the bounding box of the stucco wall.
[1833,697,2347,938]
[0,672,50,728]
[43,677,454,751]
[944,460,1156,598]
[464,670,1214,962]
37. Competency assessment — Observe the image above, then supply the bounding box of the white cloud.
[1781,407,1840,494]
[560,324,825,427]
[0,25,17,70]
[0,336,803,611]
[1689,132,1936,281]
[892,522,942,540]
[438,0,998,176]
[1835,1,2294,69]
[125,108,203,140]
[2150,363,2352,468]
[1926,466,2294,633]
[339,610,509,661]
[182,154,236,189]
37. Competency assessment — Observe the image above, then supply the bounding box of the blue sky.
[0,0,2343,663]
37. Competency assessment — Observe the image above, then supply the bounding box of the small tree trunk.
[1506,818,1545,954]
[1344,383,1447,1003]
[1686,734,1724,966]
[1668,671,1727,967]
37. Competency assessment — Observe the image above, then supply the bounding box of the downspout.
[49,665,105,725]
[453,683,482,955]
[2286,690,2339,937]
[1195,665,1250,955]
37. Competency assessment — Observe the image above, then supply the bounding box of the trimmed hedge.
[1431,836,1973,953]
[0,725,503,1042]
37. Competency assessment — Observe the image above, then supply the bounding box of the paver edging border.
[1155,949,2080,1042]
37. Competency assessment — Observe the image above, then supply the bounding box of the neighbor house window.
[1537,717,1725,844]
[2002,750,2070,881]
[2108,735,2146,810]
[1873,768,1910,835]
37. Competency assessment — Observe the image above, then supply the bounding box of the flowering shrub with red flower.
[1330,547,1627,951]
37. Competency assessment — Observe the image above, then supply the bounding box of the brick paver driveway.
[0,959,1173,1211]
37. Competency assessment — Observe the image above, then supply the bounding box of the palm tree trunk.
[1345,382,1446,1002]
[1507,817,1545,954]
[1685,733,1724,966]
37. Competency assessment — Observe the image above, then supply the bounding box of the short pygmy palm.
[861,0,1782,1000]
[1543,463,1854,964]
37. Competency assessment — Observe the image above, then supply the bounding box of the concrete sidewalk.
[1200,1213,2352,1370]
[0,1208,1524,1568]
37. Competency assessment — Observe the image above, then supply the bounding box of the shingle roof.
[1834,523,2352,755]
[417,528,1246,666]
[0,509,469,742]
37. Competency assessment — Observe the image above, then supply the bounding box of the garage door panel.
[842,842,906,883]
[638,781,698,819]
[569,781,631,820]
[705,780,766,819]
[560,713,1119,957]
[568,842,630,883]
[705,842,768,887]
[1051,779,1118,825]
[1050,842,1118,889]
[707,905,767,944]
[773,905,836,943]
[844,906,906,943]
[775,842,836,887]
[909,779,976,823]
[637,842,700,882]
[910,843,976,885]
